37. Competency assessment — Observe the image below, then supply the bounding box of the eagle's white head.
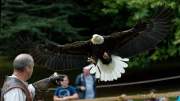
[91,34,104,45]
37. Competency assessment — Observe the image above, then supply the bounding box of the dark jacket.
[75,73,96,99]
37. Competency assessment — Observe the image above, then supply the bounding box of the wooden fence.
[75,91,180,101]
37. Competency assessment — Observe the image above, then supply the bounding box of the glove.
[32,72,65,92]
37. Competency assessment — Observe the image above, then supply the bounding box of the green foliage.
[1,0,179,68]
[1,0,82,43]
[99,0,180,67]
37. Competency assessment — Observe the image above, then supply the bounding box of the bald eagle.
[29,7,172,81]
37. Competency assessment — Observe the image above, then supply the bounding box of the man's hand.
[87,57,96,64]
[79,86,86,91]
[61,97,69,101]
[54,96,68,101]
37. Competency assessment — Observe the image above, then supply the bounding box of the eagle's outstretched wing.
[30,7,172,70]
[30,28,137,70]
[108,7,173,57]
[30,40,92,70]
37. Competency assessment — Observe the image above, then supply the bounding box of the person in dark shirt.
[53,75,79,101]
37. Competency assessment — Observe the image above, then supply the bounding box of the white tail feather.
[90,55,129,81]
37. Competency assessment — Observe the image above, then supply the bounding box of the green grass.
[169,97,177,101]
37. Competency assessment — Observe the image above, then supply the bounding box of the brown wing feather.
[31,48,88,70]
[114,7,173,57]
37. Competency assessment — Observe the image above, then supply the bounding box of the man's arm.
[53,94,79,101]
[53,95,63,101]
[4,88,26,101]
[75,75,81,88]
[63,93,79,100]
[75,75,85,91]
[28,84,35,98]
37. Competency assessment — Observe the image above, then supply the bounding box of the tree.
[1,0,179,68]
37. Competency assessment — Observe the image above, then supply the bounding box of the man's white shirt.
[4,88,26,101]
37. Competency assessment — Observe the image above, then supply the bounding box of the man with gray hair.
[1,53,65,101]
[1,54,35,101]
